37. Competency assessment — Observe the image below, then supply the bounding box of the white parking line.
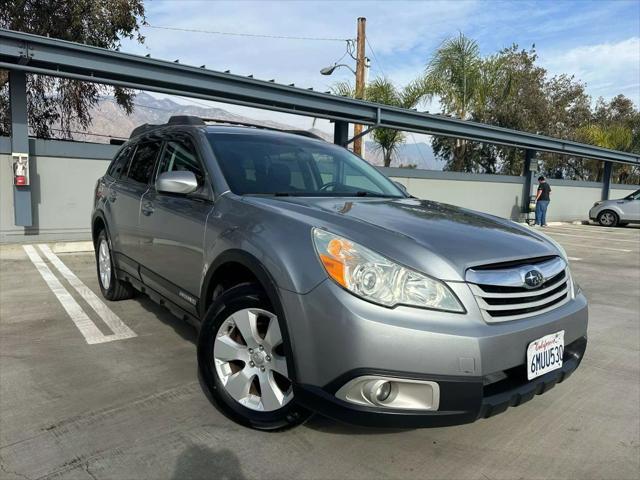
[546,224,640,235]
[543,231,640,244]
[23,245,136,345]
[556,241,632,253]
[38,244,137,340]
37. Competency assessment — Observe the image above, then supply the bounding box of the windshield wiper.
[354,191,398,198]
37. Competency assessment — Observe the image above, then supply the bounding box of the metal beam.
[334,121,349,146]
[522,149,536,213]
[9,70,32,226]
[602,161,613,200]
[0,28,639,165]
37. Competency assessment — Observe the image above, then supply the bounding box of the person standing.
[535,176,551,227]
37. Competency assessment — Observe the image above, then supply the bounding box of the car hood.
[244,196,560,280]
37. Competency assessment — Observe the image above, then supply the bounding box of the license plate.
[526,331,564,380]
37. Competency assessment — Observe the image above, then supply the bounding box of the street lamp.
[320,63,357,76]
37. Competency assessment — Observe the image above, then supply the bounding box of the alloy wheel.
[213,308,293,412]
[600,212,615,226]
[98,239,111,290]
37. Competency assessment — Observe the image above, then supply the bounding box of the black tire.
[197,284,310,431]
[597,210,619,227]
[95,229,135,301]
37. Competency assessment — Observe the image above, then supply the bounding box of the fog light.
[336,375,440,411]
[375,381,392,402]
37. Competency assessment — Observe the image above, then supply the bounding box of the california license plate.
[526,331,564,380]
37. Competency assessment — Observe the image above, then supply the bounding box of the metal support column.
[601,161,612,200]
[522,149,536,213]
[333,120,349,146]
[9,70,32,226]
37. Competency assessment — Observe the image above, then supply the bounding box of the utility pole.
[353,17,366,157]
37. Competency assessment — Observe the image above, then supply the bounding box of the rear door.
[109,140,162,278]
[138,133,214,312]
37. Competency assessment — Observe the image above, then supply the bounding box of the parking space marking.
[23,245,136,344]
[545,225,640,235]
[554,241,632,253]
[38,244,137,341]
[542,231,640,244]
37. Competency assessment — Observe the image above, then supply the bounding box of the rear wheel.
[198,284,310,430]
[95,229,135,301]
[597,210,619,227]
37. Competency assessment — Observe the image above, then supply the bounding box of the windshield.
[206,132,405,197]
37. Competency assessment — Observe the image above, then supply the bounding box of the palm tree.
[331,77,429,167]
[579,123,634,181]
[424,33,483,170]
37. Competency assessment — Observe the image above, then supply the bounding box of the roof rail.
[128,115,325,141]
[167,115,205,126]
[200,117,325,140]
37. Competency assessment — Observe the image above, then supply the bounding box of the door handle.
[141,201,154,216]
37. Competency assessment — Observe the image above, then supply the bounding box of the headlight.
[312,228,464,312]
[593,201,602,207]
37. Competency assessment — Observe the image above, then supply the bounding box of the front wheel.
[597,210,619,227]
[197,284,310,430]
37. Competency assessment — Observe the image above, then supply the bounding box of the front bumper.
[280,278,588,427]
[294,336,587,428]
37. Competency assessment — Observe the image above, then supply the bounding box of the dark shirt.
[537,182,551,202]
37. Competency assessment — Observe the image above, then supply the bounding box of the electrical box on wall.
[12,152,29,186]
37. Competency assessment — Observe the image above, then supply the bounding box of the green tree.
[332,77,429,167]
[0,0,146,138]
[424,33,483,170]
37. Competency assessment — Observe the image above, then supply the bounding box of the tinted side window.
[124,142,161,185]
[157,139,205,186]
[107,145,132,179]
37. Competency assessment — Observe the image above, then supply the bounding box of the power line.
[146,25,352,42]
[365,37,387,78]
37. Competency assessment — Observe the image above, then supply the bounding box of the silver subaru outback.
[92,116,588,430]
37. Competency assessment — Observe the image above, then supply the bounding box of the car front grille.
[466,256,572,322]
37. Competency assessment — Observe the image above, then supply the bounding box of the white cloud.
[540,37,640,103]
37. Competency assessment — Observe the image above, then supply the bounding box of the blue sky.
[121,0,640,132]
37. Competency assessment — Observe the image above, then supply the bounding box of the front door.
[138,135,214,313]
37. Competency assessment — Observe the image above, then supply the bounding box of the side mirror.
[156,170,198,195]
[393,180,410,196]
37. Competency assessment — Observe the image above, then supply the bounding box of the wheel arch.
[199,249,298,381]
[91,211,108,248]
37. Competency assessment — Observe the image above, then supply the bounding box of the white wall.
[1,138,116,243]
[381,168,639,223]
[610,187,638,200]
[389,174,524,220]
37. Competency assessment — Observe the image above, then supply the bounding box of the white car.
[589,189,640,227]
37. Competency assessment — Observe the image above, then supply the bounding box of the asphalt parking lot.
[1,223,638,480]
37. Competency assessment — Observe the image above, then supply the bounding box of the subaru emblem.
[524,269,544,289]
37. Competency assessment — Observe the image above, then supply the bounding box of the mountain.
[77,92,442,169]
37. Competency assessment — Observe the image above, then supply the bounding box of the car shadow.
[171,444,246,480]
[135,293,198,344]
[303,413,413,435]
